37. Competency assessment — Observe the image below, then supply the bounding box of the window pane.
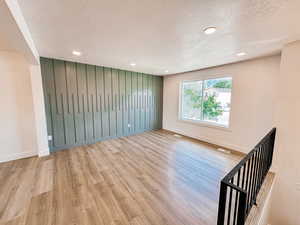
[181,81,203,121]
[202,77,232,126]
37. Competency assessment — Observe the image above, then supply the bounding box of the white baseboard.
[0,148,51,163]
[165,128,249,153]
[38,148,50,157]
[0,151,37,163]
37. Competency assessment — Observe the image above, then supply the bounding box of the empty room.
[0,0,299,224]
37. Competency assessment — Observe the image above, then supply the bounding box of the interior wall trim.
[38,149,51,157]
[0,151,37,163]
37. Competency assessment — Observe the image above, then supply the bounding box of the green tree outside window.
[184,89,223,120]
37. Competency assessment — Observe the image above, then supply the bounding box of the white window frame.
[178,76,233,130]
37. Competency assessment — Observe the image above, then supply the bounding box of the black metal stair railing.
[217,128,276,225]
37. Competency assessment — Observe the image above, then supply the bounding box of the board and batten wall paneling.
[40,57,163,152]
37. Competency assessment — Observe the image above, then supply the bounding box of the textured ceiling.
[17,0,300,75]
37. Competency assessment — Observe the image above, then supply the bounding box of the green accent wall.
[40,57,163,152]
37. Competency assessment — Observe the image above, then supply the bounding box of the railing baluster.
[255,148,263,200]
[260,142,265,177]
[244,160,251,195]
[250,151,258,205]
[241,163,246,190]
[233,170,240,225]
[255,150,260,202]
[268,135,274,169]
[256,146,263,194]
[217,181,228,225]
[269,130,276,168]
[247,157,253,210]
[256,146,263,192]
[227,181,233,225]
[237,191,247,225]
[262,141,268,180]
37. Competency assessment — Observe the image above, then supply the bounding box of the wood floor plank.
[0,130,242,225]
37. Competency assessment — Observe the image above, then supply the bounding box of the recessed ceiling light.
[203,27,217,35]
[72,50,81,56]
[130,63,136,66]
[165,70,169,73]
[237,52,246,56]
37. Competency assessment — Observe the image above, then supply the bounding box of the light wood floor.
[0,130,242,225]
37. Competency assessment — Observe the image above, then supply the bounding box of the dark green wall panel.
[41,57,163,152]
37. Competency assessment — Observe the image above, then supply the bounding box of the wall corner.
[30,63,50,158]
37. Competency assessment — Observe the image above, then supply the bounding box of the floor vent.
[173,134,182,138]
[217,148,231,154]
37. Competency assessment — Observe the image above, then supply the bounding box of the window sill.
[178,118,232,132]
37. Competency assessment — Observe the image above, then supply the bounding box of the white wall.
[163,55,280,153]
[30,65,49,157]
[270,41,300,225]
[0,51,38,162]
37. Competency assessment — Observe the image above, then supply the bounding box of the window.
[180,77,232,127]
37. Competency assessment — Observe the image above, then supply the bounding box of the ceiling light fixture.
[203,27,217,35]
[72,50,81,56]
[130,63,136,66]
[165,70,169,73]
[237,52,246,56]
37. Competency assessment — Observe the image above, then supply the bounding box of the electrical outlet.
[128,124,131,128]
[48,135,52,141]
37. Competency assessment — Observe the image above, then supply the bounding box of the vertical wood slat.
[75,63,87,144]
[64,61,76,145]
[40,57,163,152]
[52,59,67,147]
[142,74,147,130]
[132,72,138,133]
[94,66,103,139]
[137,73,143,131]
[111,69,118,137]
[40,58,55,148]
[86,65,96,141]
[119,70,126,135]
[125,71,132,134]
[102,67,111,138]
